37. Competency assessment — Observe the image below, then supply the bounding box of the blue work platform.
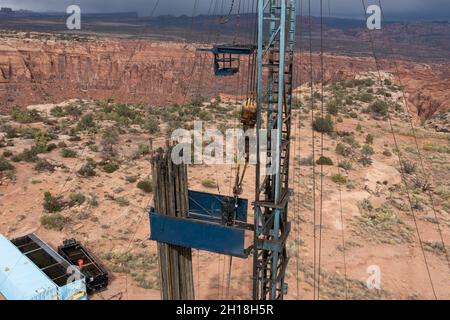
[150,190,250,258]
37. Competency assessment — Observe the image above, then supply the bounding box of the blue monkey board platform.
[196,44,255,76]
[150,190,249,258]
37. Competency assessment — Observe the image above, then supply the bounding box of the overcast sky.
[1,0,449,20]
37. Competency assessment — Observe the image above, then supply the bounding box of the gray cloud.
[1,0,449,20]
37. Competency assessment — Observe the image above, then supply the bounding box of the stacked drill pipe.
[151,147,195,300]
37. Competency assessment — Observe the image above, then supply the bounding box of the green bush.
[40,213,66,231]
[69,192,86,207]
[137,144,150,156]
[43,192,64,213]
[383,149,392,157]
[316,156,334,166]
[359,145,374,166]
[142,116,160,134]
[402,160,416,174]
[137,179,153,193]
[76,114,96,131]
[115,197,130,207]
[365,134,374,145]
[369,100,389,117]
[201,179,217,189]
[343,135,360,148]
[0,156,14,172]
[103,161,120,173]
[35,159,55,172]
[60,148,77,158]
[312,115,334,134]
[10,107,41,123]
[335,143,352,157]
[11,147,40,163]
[78,163,96,177]
[3,150,13,158]
[298,155,314,166]
[356,93,374,103]
[331,173,348,184]
[326,100,340,116]
[58,141,67,148]
[46,143,58,152]
[361,144,375,156]
[338,160,353,171]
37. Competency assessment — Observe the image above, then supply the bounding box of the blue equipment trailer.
[0,234,87,300]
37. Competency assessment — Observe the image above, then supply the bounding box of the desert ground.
[1,61,449,299]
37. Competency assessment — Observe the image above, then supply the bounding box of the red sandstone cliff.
[0,35,448,121]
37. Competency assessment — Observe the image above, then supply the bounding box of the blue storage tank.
[0,234,87,300]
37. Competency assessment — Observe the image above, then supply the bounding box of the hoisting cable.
[319,0,349,300]
[307,0,318,300]
[317,0,325,300]
[220,0,237,24]
[361,0,438,299]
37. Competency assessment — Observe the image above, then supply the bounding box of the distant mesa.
[0,7,13,14]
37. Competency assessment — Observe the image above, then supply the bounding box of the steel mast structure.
[150,0,296,301]
[253,0,296,300]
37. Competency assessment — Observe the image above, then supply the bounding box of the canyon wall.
[0,35,448,121]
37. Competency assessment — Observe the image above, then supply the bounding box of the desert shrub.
[137,144,150,156]
[343,135,360,148]
[142,116,160,134]
[5,126,19,138]
[88,144,98,152]
[58,141,67,148]
[34,131,52,150]
[43,191,64,213]
[69,192,86,207]
[326,100,340,116]
[338,160,353,171]
[365,134,374,145]
[10,107,41,123]
[312,115,334,134]
[60,148,77,158]
[345,111,357,119]
[382,149,392,157]
[201,179,217,189]
[115,197,130,207]
[359,144,375,166]
[137,179,153,193]
[40,213,66,231]
[78,163,96,177]
[316,156,334,166]
[3,150,13,158]
[361,144,374,156]
[101,127,119,157]
[35,159,55,172]
[298,155,314,166]
[384,79,392,86]
[76,114,96,131]
[331,173,348,184]
[369,100,389,117]
[68,135,81,142]
[102,161,120,173]
[0,156,14,172]
[50,104,82,118]
[335,143,352,157]
[46,143,58,152]
[402,160,416,174]
[357,93,374,103]
[11,147,40,163]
